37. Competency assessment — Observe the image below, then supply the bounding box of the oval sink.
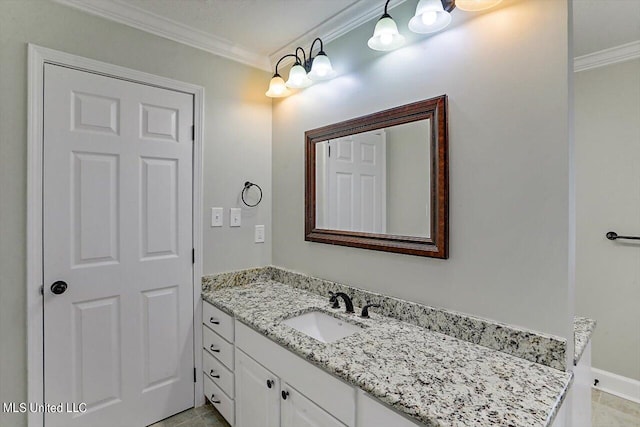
[282,311,363,343]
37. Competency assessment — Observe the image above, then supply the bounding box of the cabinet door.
[235,350,280,427]
[282,385,346,427]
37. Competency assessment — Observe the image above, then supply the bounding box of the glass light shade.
[285,64,313,89]
[368,15,406,51]
[408,0,452,34]
[455,0,503,11]
[265,75,290,98]
[308,53,336,81]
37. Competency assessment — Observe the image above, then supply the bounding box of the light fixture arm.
[309,37,325,56]
[295,47,309,70]
[274,53,300,76]
[383,0,391,15]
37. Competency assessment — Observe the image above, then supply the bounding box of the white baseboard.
[592,367,640,404]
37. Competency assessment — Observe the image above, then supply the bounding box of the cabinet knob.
[210,370,220,379]
[281,390,289,400]
[210,394,221,404]
[209,317,220,325]
[267,379,273,389]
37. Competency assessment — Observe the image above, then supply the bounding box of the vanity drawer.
[203,301,234,342]
[203,349,234,397]
[203,327,234,370]
[204,376,234,426]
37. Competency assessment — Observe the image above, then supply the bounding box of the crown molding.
[574,40,640,73]
[52,0,272,72]
[268,0,409,69]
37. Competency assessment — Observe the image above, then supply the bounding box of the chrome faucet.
[329,291,354,313]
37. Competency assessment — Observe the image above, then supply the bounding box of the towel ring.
[242,181,262,207]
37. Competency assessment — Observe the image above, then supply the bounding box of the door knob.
[50,281,68,295]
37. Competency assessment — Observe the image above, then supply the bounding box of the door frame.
[27,44,205,427]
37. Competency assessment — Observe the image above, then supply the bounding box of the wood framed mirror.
[305,95,449,258]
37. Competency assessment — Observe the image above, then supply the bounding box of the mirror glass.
[305,95,448,259]
[314,119,431,238]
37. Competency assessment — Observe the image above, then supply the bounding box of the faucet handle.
[361,303,381,318]
[329,291,340,308]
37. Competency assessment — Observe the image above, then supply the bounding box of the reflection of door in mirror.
[316,130,386,233]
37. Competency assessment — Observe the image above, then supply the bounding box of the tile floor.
[592,389,640,427]
[149,403,230,427]
[154,389,640,427]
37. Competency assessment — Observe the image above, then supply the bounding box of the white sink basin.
[282,311,363,343]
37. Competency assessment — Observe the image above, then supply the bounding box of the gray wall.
[272,0,573,341]
[0,1,272,425]
[386,120,431,237]
[575,59,640,381]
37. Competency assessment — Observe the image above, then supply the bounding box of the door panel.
[72,152,120,266]
[235,350,280,427]
[72,91,120,134]
[141,286,180,391]
[44,64,194,427]
[140,157,178,259]
[72,296,122,412]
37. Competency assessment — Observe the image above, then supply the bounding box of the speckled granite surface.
[204,266,567,370]
[574,316,596,365]
[202,279,572,427]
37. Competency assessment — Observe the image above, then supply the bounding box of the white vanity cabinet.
[235,320,353,427]
[202,301,235,425]
[235,349,345,427]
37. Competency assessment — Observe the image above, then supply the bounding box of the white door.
[43,64,194,427]
[235,350,281,427]
[327,130,386,233]
[281,385,346,427]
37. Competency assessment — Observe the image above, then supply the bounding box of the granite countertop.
[574,316,597,365]
[202,279,573,427]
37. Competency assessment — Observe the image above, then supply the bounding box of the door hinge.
[40,285,44,296]
[191,125,195,141]
[194,367,197,383]
[328,145,331,158]
[192,248,195,264]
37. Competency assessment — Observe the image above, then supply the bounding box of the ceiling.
[573,0,640,57]
[55,0,640,70]
[124,0,360,58]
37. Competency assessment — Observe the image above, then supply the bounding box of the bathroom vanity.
[201,267,583,427]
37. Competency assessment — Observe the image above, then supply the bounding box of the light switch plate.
[211,208,223,227]
[230,208,241,227]
[255,225,265,243]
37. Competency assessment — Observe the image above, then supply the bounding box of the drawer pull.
[281,390,289,400]
[209,345,220,353]
[267,379,273,389]
[209,317,220,325]
[210,394,221,404]
[209,370,220,379]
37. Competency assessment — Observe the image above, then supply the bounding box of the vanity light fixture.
[368,0,406,51]
[408,0,453,34]
[455,0,503,11]
[266,38,335,98]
